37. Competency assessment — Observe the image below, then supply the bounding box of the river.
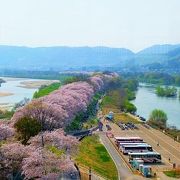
[132,84,180,129]
[0,77,57,110]
[0,77,39,110]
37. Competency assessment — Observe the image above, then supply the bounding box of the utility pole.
[89,167,91,180]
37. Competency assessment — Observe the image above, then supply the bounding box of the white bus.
[121,144,153,154]
[129,152,161,163]
[115,136,143,143]
[119,142,146,148]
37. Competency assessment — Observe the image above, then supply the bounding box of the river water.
[132,84,180,129]
[0,77,38,109]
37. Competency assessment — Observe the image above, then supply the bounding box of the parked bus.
[115,137,143,142]
[129,152,161,163]
[121,144,153,154]
[115,136,144,145]
[119,142,146,148]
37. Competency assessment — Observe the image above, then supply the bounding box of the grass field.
[164,170,180,178]
[33,82,61,98]
[114,113,140,124]
[75,135,118,180]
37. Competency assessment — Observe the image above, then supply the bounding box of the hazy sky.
[0,0,180,52]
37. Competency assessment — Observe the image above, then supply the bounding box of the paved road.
[99,132,146,180]
[137,125,180,167]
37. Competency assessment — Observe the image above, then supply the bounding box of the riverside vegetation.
[156,86,177,97]
[101,77,139,124]
[148,109,180,142]
[135,72,180,86]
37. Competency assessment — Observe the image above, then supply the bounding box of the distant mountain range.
[138,44,180,55]
[0,44,180,72]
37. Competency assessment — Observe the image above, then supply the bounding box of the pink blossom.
[12,74,116,130]
[21,149,76,179]
[89,75,105,92]
[0,142,29,175]
[0,124,14,141]
[29,129,79,154]
[41,173,60,180]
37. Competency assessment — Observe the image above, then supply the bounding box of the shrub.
[14,116,41,144]
[148,109,167,129]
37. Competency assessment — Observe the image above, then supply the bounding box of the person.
[173,163,176,169]
[157,141,159,146]
[168,157,171,162]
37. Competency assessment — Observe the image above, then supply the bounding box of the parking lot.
[105,121,180,172]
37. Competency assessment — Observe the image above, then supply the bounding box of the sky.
[0,0,180,52]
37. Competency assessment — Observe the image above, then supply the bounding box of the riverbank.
[18,80,60,89]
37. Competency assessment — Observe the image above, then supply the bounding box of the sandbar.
[18,80,60,89]
[0,92,14,97]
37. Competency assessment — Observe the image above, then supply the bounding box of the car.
[117,122,123,126]
[139,117,146,122]
[120,125,125,130]
[106,132,114,138]
[123,124,129,130]
[125,122,135,129]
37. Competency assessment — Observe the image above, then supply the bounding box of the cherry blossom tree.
[21,149,76,179]
[29,129,79,155]
[89,75,105,92]
[0,124,14,141]
[0,142,29,178]
[41,173,60,180]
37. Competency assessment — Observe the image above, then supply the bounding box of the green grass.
[101,90,122,110]
[164,170,180,178]
[33,82,61,98]
[82,118,99,129]
[0,110,14,119]
[47,145,64,157]
[75,135,118,180]
[114,113,140,124]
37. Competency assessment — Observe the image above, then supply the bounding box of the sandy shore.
[0,103,13,111]
[18,80,60,89]
[0,92,14,97]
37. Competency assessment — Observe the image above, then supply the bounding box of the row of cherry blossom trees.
[12,74,115,132]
